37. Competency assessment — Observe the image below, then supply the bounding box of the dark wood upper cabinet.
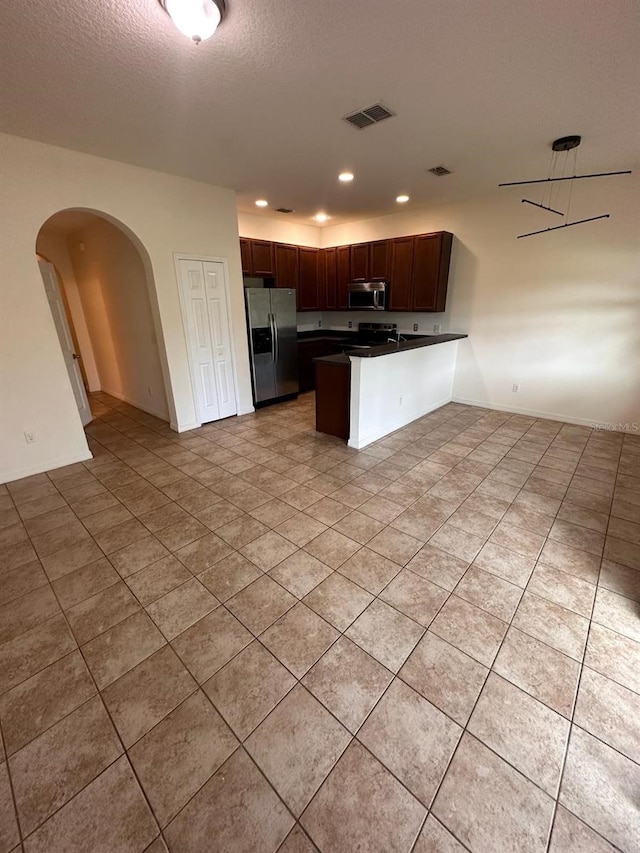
[298,247,320,311]
[239,231,452,312]
[411,232,453,312]
[274,243,299,290]
[370,240,390,279]
[388,237,414,311]
[324,247,337,309]
[350,243,369,281]
[250,240,275,276]
[336,246,351,309]
[239,238,251,275]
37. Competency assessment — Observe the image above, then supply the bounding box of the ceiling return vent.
[343,103,395,129]
[428,165,452,176]
[275,207,295,214]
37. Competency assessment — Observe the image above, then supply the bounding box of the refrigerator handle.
[272,312,279,362]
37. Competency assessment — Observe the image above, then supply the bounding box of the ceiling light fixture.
[499,135,632,239]
[255,199,268,208]
[159,0,226,44]
[313,213,330,223]
[338,172,354,183]
[396,194,410,203]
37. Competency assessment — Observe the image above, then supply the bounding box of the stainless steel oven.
[347,280,388,311]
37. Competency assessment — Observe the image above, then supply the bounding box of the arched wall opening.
[35,208,174,425]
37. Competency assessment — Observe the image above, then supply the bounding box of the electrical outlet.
[318,319,322,328]
[413,323,419,332]
[512,383,520,393]
[433,324,441,334]
[348,321,353,329]
[24,431,36,444]
[399,395,403,405]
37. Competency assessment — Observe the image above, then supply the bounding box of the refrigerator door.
[245,288,276,403]
[271,288,299,398]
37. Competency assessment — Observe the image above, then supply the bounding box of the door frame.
[173,253,241,430]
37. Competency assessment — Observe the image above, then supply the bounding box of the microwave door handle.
[373,290,380,310]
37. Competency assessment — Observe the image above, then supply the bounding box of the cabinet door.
[388,237,414,310]
[336,246,351,309]
[250,240,275,276]
[274,243,299,290]
[411,234,440,311]
[239,239,251,275]
[324,247,337,309]
[411,232,453,312]
[370,240,390,279]
[298,247,320,311]
[350,243,370,280]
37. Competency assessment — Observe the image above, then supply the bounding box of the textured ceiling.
[2,0,639,224]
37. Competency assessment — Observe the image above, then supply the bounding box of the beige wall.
[35,230,101,391]
[67,217,170,419]
[237,212,321,247]
[320,179,640,428]
[0,133,252,483]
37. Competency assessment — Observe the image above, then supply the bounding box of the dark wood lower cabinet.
[315,360,350,440]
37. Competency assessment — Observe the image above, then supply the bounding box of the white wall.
[35,230,101,391]
[322,178,640,428]
[238,212,320,247]
[0,133,252,483]
[349,342,459,448]
[67,217,169,419]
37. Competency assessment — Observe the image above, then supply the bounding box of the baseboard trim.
[101,388,169,422]
[348,395,452,449]
[1,449,94,485]
[451,397,638,432]
[170,421,200,433]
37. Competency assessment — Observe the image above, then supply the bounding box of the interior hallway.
[0,393,638,852]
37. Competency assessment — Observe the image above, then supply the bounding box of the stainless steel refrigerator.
[245,288,299,405]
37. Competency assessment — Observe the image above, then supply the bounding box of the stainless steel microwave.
[347,280,388,311]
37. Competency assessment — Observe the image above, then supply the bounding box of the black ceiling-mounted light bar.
[500,136,632,239]
[500,170,632,188]
[517,214,611,239]
[521,199,564,216]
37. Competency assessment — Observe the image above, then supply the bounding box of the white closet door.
[38,259,92,426]
[203,261,237,419]
[178,258,237,424]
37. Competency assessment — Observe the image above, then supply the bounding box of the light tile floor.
[0,392,639,853]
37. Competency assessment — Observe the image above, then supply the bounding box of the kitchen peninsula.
[314,333,467,448]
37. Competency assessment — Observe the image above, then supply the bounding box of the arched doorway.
[35,208,173,428]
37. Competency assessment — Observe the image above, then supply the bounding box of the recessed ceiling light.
[313,212,330,223]
[338,172,354,183]
[255,199,268,208]
[396,194,410,203]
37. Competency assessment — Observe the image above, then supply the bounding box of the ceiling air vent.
[428,165,452,176]
[344,103,395,130]
[275,208,295,214]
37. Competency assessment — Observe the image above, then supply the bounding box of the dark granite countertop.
[297,331,357,343]
[313,333,467,364]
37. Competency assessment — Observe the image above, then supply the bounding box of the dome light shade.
[161,0,225,44]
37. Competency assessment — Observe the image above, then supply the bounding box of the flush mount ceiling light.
[396,194,410,203]
[499,135,632,238]
[160,0,226,44]
[313,212,330,223]
[254,199,268,208]
[338,172,354,183]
